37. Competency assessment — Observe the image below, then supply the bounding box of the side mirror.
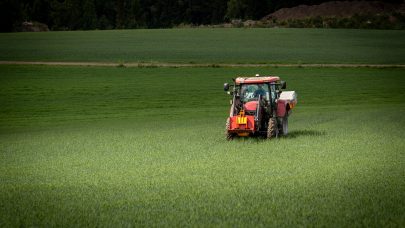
[224,83,229,91]
[281,81,286,89]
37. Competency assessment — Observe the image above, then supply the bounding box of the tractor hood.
[244,101,258,111]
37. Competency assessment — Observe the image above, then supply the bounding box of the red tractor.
[224,74,297,140]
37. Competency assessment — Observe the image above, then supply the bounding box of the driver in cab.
[254,84,266,98]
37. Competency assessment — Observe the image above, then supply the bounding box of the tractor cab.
[224,74,297,140]
[240,83,274,113]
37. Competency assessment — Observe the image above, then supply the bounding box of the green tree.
[32,0,51,25]
[126,0,141,28]
[65,0,82,29]
[82,0,97,29]
[95,0,116,29]
[115,0,125,28]
[225,0,247,20]
[245,0,268,19]
[0,0,22,32]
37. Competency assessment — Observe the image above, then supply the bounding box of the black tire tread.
[267,118,278,139]
[226,118,233,141]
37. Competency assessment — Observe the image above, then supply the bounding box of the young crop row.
[0,28,404,64]
[0,65,404,226]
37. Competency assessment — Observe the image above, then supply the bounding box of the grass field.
[1,65,404,226]
[1,28,405,64]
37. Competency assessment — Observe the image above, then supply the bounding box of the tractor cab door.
[268,83,279,114]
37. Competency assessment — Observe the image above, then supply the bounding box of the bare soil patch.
[264,1,405,21]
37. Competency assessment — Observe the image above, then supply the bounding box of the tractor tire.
[267,117,278,139]
[225,118,234,141]
[280,117,288,136]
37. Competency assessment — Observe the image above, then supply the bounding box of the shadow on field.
[284,130,326,139]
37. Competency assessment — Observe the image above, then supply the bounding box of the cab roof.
[235,76,280,85]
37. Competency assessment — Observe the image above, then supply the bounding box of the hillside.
[264,1,405,21]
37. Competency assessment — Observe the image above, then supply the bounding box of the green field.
[1,28,405,64]
[1,64,404,226]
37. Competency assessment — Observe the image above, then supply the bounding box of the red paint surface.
[229,115,255,132]
[235,76,280,85]
[244,101,258,111]
[277,100,287,117]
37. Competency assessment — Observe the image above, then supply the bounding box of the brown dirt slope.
[264,1,405,21]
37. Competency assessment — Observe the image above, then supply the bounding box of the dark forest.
[0,0,403,31]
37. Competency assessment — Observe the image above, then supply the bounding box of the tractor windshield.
[240,84,269,102]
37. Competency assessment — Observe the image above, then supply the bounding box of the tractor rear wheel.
[267,117,278,139]
[280,117,288,136]
[226,118,234,141]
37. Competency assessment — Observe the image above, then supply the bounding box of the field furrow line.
[1,61,404,68]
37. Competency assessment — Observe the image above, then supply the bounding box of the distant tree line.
[0,0,403,32]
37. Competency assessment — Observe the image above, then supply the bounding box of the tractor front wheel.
[225,118,234,141]
[267,117,278,139]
